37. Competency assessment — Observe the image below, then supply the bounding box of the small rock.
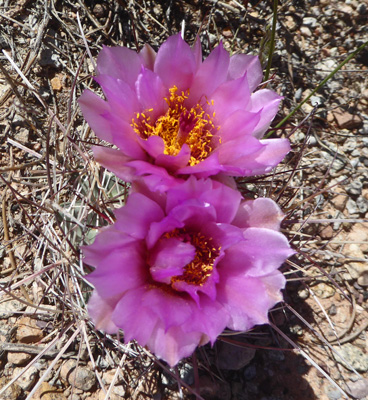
[346,181,363,196]
[51,76,62,91]
[313,282,335,298]
[33,382,67,400]
[244,364,257,381]
[320,225,334,240]
[0,377,22,400]
[14,128,29,144]
[12,365,39,391]
[346,198,359,215]
[358,270,368,287]
[346,378,368,399]
[334,344,368,372]
[332,109,363,130]
[300,26,312,37]
[357,196,368,214]
[302,16,318,27]
[7,351,32,366]
[284,15,297,31]
[217,341,256,370]
[0,299,25,318]
[60,359,96,392]
[331,194,348,211]
[93,4,107,18]
[16,316,44,343]
[198,375,231,400]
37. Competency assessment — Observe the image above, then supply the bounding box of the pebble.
[12,365,39,391]
[332,109,363,130]
[346,181,363,196]
[357,196,368,214]
[15,316,44,344]
[358,270,368,287]
[33,382,67,400]
[346,198,359,215]
[60,359,96,392]
[346,378,368,399]
[334,344,368,372]
[0,377,22,400]
[243,364,257,381]
[300,26,312,37]
[302,17,318,27]
[7,352,32,366]
[198,375,231,400]
[217,341,256,370]
[0,299,25,318]
[331,193,348,211]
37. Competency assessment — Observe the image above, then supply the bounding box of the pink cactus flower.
[79,34,290,190]
[83,177,294,366]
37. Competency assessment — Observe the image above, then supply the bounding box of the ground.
[0,0,368,399]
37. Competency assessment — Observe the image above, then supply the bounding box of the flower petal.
[97,45,142,88]
[139,43,156,70]
[87,243,147,298]
[154,34,196,91]
[87,292,119,334]
[247,89,282,138]
[113,192,165,238]
[135,68,168,118]
[92,146,137,182]
[232,198,285,231]
[94,74,140,122]
[210,73,251,122]
[228,54,263,91]
[150,238,196,284]
[189,42,230,103]
[147,324,205,367]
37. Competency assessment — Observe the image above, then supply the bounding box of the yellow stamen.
[130,86,220,166]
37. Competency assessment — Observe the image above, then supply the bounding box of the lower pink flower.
[83,177,294,366]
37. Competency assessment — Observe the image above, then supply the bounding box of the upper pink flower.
[83,177,294,366]
[79,34,290,191]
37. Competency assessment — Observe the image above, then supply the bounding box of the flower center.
[131,87,220,166]
[166,229,220,287]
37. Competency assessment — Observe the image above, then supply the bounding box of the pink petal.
[139,43,156,70]
[113,192,165,238]
[228,54,263,91]
[155,145,191,171]
[154,34,196,91]
[220,109,261,141]
[210,73,251,122]
[113,287,158,345]
[86,243,147,298]
[149,238,196,284]
[232,198,285,231]
[135,68,168,118]
[189,42,230,103]
[147,324,205,367]
[254,138,291,173]
[97,45,142,88]
[221,227,293,277]
[94,74,140,122]
[217,274,282,331]
[247,89,282,138]
[88,292,119,334]
[139,136,166,159]
[184,297,229,344]
[92,146,138,182]
[82,228,136,266]
[79,90,114,143]
[126,160,183,191]
[191,36,203,71]
[141,288,193,330]
[177,152,223,176]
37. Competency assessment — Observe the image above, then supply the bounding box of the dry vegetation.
[0,0,368,399]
